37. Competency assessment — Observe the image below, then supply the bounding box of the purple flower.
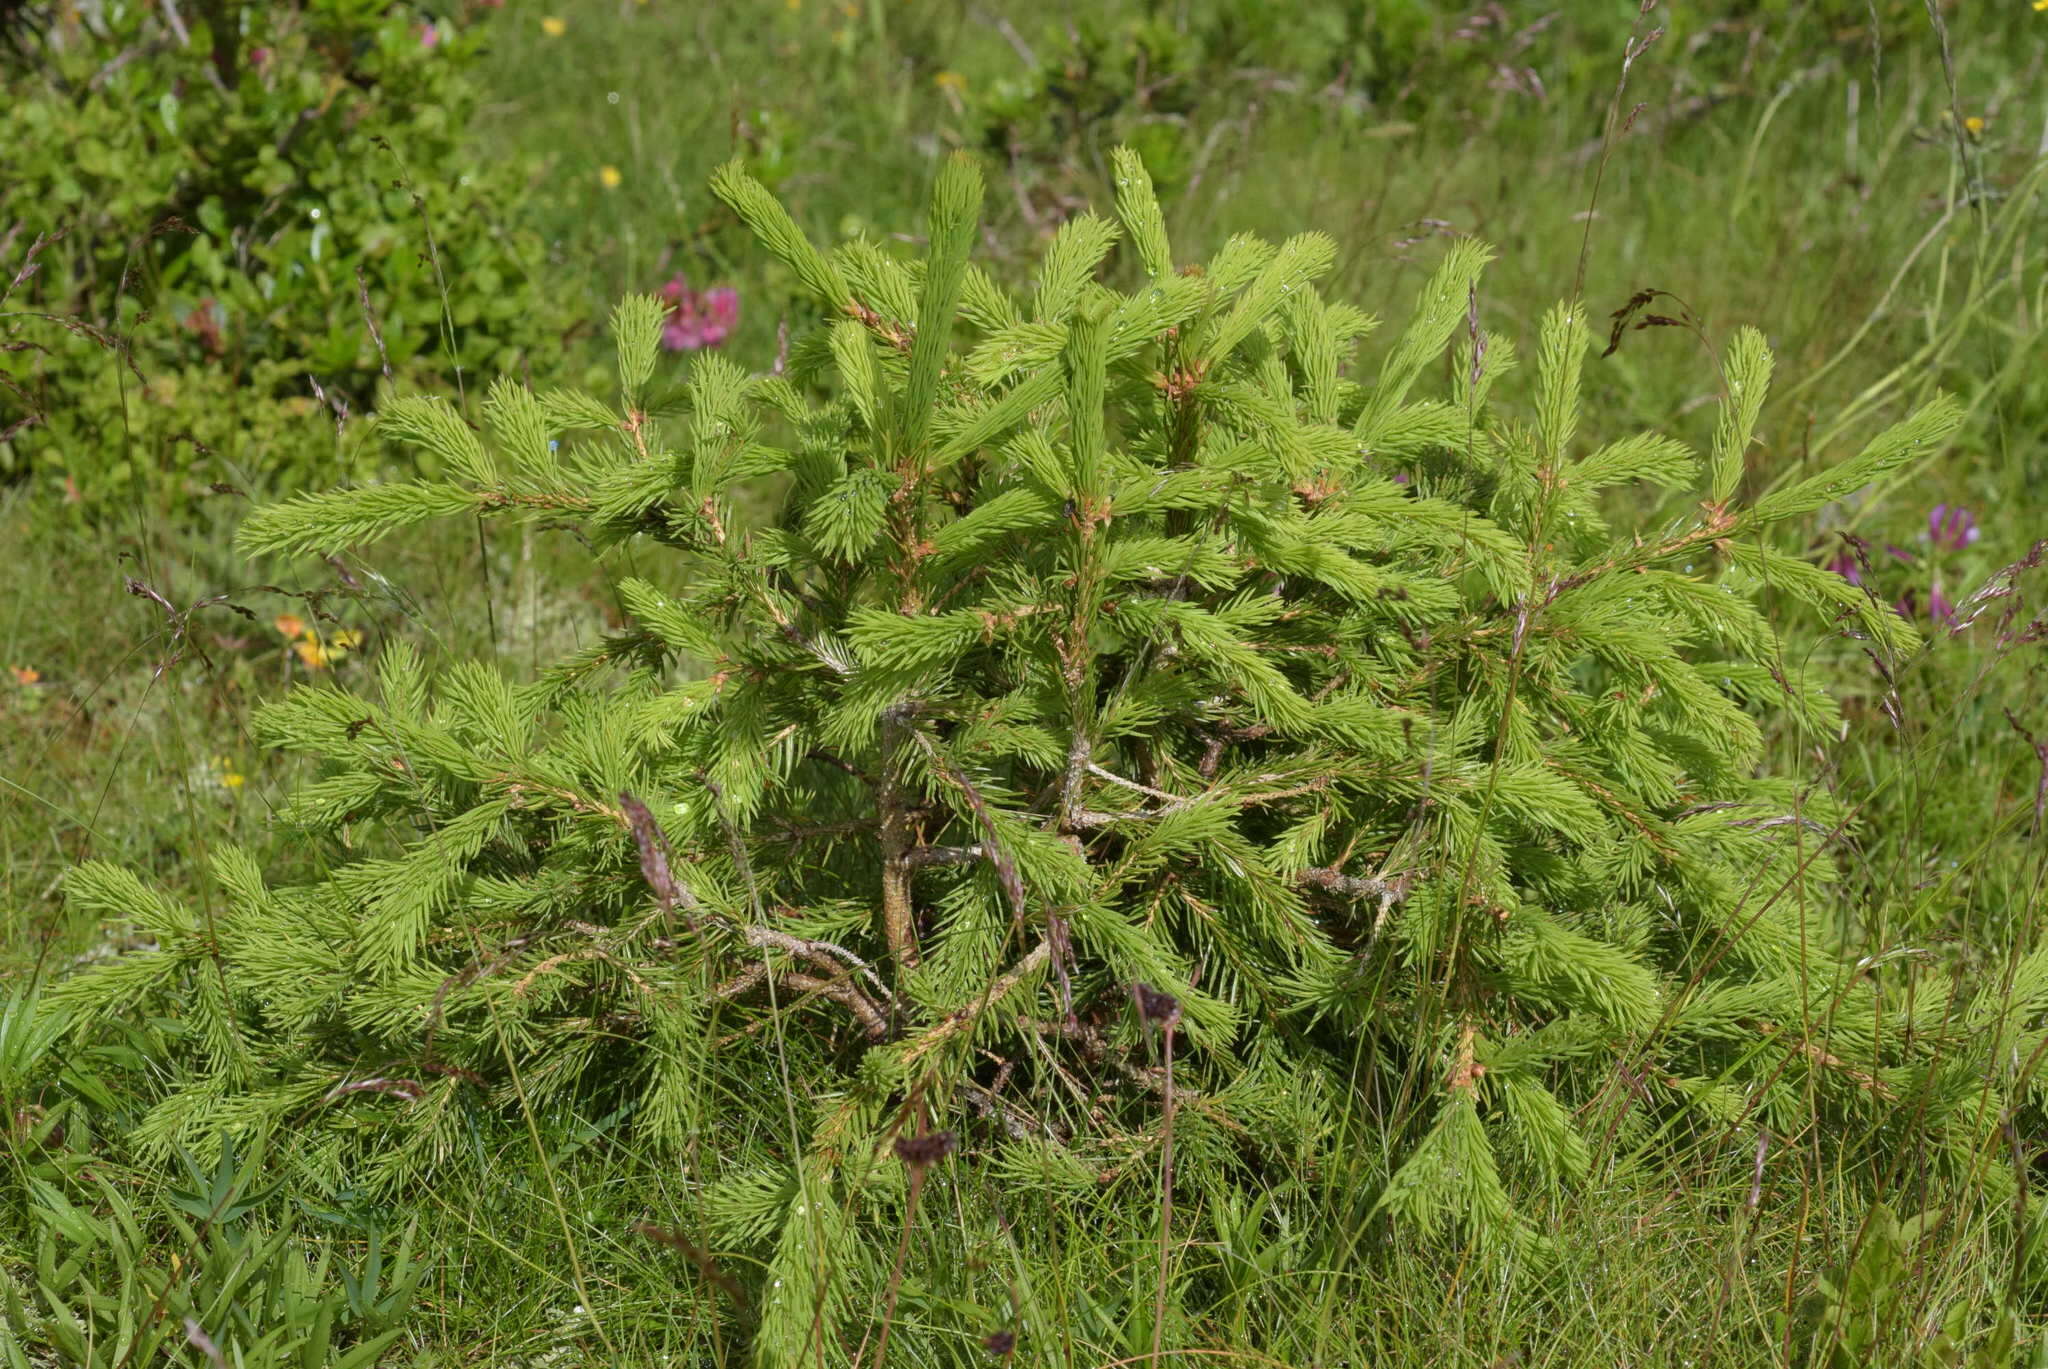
[1826,552,1862,586]
[658,276,739,351]
[1928,503,1978,552]
[1895,505,1981,630]
[1928,581,1957,626]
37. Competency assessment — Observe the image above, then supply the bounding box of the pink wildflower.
[418,21,441,48]
[658,276,739,351]
[249,46,271,66]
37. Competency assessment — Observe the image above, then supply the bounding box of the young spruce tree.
[60,149,2013,1354]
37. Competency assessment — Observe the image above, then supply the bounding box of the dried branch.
[904,843,987,868]
[783,972,889,1040]
[713,963,888,1041]
[1085,762,1185,804]
[1295,866,1412,903]
[739,924,893,1006]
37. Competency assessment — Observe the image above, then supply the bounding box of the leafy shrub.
[58,148,2044,1355]
[0,0,567,508]
[959,3,1428,204]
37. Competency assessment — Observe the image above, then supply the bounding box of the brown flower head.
[1132,982,1182,1029]
[892,1130,958,1169]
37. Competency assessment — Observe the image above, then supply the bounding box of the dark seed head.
[984,1330,1016,1357]
[620,790,682,915]
[1132,982,1182,1028]
[893,1130,958,1169]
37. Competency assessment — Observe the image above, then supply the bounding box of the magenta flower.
[1890,505,1981,628]
[1928,503,1978,551]
[658,276,739,351]
[418,21,441,48]
[1826,551,1862,586]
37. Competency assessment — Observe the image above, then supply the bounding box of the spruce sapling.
[53,147,1997,1358]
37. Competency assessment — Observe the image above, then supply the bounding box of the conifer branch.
[901,939,1052,1066]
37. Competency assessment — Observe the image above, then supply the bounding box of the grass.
[7,1,2048,1364]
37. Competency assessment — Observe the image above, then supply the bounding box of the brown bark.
[878,705,921,971]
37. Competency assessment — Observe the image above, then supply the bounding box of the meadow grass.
[6,2,2048,1365]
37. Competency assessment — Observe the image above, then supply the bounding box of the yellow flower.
[212,756,245,791]
[932,70,966,94]
[2036,1,2047,13]
[599,165,623,189]
[293,627,362,671]
[1963,115,1985,136]
[541,16,567,36]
